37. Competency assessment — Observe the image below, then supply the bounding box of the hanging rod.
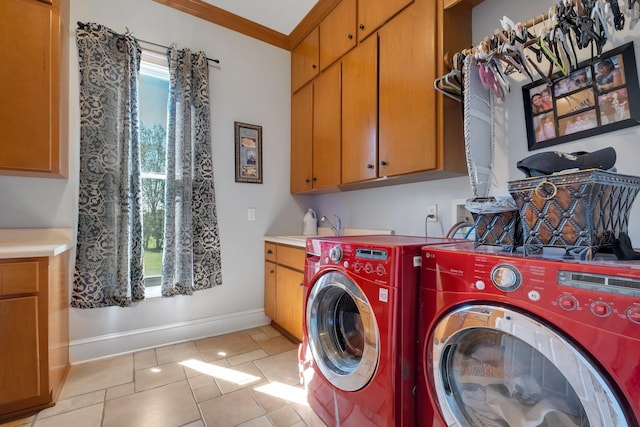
[76,21,220,65]
[448,0,583,62]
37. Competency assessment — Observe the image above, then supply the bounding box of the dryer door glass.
[430,304,631,427]
[306,271,379,391]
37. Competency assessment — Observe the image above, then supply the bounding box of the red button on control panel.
[627,307,640,325]
[558,295,578,311]
[590,301,612,318]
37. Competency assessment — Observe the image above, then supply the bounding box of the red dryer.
[299,235,461,427]
[417,242,640,427]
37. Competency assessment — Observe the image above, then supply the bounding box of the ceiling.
[200,0,319,35]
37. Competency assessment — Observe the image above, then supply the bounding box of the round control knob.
[558,295,578,311]
[475,280,485,290]
[329,246,343,263]
[527,290,541,302]
[490,264,522,292]
[376,265,386,276]
[590,301,612,317]
[626,306,640,325]
[364,263,373,274]
[354,262,362,272]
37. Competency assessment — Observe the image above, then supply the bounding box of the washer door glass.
[431,304,631,427]
[306,271,379,391]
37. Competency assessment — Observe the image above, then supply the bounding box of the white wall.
[312,0,640,245]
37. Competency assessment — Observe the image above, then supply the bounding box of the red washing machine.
[299,235,462,427]
[417,242,640,427]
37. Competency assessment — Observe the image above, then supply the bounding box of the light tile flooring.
[1,326,327,427]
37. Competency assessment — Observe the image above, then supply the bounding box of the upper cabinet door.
[312,63,342,190]
[341,35,378,184]
[378,0,437,177]
[291,27,319,93]
[291,83,314,193]
[0,0,64,176]
[357,0,413,40]
[319,0,356,71]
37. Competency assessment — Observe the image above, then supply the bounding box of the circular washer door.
[306,271,379,391]
[430,304,632,427]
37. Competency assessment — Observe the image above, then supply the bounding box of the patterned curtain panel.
[161,45,222,296]
[73,23,144,308]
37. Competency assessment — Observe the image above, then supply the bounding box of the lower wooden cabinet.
[0,252,70,422]
[263,242,305,341]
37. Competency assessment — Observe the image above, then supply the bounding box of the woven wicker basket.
[508,169,640,259]
[471,211,522,252]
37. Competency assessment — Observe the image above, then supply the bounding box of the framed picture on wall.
[234,122,263,184]
[522,42,640,151]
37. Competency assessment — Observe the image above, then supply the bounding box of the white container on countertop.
[303,208,318,236]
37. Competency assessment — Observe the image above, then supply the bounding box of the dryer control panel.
[422,243,640,335]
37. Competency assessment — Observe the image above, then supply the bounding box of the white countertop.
[265,227,394,248]
[0,228,74,259]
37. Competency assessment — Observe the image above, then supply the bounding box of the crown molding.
[152,0,289,49]
[152,0,338,51]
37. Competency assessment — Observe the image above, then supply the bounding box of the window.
[139,51,169,295]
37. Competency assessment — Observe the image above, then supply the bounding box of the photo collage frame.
[523,42,640,150]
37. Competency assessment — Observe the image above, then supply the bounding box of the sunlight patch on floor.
[180,359,261,385]
[254,382,309,406]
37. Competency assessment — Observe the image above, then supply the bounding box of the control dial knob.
[329,246,343,263]
[490,264,522,292]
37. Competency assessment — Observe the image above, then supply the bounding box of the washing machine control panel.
[322,244,392,282]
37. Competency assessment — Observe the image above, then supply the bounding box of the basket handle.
[534,180,557,200]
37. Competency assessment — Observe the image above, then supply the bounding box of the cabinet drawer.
[277,245,305,271]
[0,261,41,296]
[265,242,277,262]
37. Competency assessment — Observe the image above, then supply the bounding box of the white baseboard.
[69,309,270,364]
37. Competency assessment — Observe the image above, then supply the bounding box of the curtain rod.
[77,21,220,65]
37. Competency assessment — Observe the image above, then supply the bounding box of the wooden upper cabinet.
[378,0,437,177]
[291,27,319,93]
[291,64,341,194]
[291,84,314,193]
[0,0,67,177]
[341,35,378,184]
[312,63,342,190]
[319,0,356,71]
[357,0,413,40]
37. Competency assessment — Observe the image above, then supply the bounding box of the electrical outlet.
[452,199,473,223]
[426,204,438,222]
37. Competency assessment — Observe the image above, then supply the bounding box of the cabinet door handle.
[381,160,388,166]
[299,282,304,287]
[367,164,374,169]
[312,177,317,181]
[267,249,273,254]
[270,270,275,274]
[312,64,317,69]
[347,33,353,40]
[359,24,365,30]
[305,178,311,183]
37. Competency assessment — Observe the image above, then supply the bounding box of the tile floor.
[1,326,327,427]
